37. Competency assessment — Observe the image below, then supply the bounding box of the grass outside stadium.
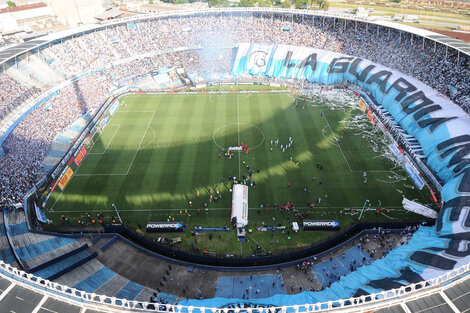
[41,84,434,257]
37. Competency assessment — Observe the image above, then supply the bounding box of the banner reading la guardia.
[232,43,470,201]
[178,43,470,306]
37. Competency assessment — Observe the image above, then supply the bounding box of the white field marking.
[74,173,128,177]
[321,126,338,146]
[50,128,98,210]
[321,110,389,173]
[91,122,121,146]
[49,182,71,210]
[237,93,240,144]
[321,109,353,172]
[361,170,394,173]
[73,112,155,177]
[90,129,103,146]
[247,234,261,246]
[113,111,155,113]
[72,109,141,169]
[125,111,156,175]
[212,123,265,150]
[88,125,121,155]
[238,150,241,179]
[237,93,241,179]
[139,126,156,151]
[56,206,404,213]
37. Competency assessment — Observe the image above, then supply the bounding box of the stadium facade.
[0,7,469,312]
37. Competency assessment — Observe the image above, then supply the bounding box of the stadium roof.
[0,7,469,68]
[368,18,470,55]
[95,8,125,21]
[427,34,470,55]
[0,39,48,64]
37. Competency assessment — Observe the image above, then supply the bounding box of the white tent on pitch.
[231,184,248,228]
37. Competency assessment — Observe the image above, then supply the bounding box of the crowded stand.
[0,11,468,311]
[0,12,468,232]
[0,75,110,208]
[34,15,469,108]
[0,73,38,121]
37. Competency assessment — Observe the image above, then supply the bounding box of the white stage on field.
[231,184,248,228]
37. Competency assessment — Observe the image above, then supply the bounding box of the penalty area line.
[139,126,156,151]
[125,111,156,175]
[73,113,155,177]
[88,125,122,155]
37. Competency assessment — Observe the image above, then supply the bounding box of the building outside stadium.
[0,7,468,312]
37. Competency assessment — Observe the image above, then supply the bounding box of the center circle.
[212,123,265,150]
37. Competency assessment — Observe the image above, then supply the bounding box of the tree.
[281,0,292,8]
[239,0,255,7]
[312,0,329,10]
[318,0,329,10]
[209,0,230,7]
[294,0,308,9]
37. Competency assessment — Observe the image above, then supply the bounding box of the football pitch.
[44,90,430,256]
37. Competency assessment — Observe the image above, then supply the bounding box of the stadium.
[0,6,469,313]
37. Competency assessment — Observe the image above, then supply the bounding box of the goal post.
[89,127,102,146]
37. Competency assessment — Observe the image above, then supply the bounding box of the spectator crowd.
[0,12,469,210]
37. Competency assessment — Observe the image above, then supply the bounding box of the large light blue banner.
[178,44,470,308]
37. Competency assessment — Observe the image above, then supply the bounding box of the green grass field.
[44,91,431,256]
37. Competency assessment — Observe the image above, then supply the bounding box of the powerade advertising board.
[302,220,340,231]
[146,221,185,233]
